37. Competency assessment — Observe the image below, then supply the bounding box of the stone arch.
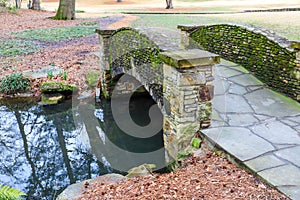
[97,27,220,166]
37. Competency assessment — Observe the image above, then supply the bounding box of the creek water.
[0,93,164,199]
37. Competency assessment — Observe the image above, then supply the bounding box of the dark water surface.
[0,93,164,199]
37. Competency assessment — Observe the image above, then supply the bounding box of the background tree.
[29,0,41,10]
[54,0,75,20]
[165,0,173,9]
[15,0,21,9]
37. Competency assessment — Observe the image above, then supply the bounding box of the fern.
[0,184,26,200]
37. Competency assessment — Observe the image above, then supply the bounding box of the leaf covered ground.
[0,9,122,97]
[79,148,289,200]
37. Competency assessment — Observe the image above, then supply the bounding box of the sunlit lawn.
[130,12,300,40]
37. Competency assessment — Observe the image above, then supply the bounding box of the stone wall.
[179,24,300,101]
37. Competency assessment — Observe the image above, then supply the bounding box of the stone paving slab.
[244,154,285,172]
[202,127,275,161]
[275,146,300,167]
[258,165,300,186]
[251,121,300,145]
[245,89,300,117]
[201,59,300,200]
[277,186,300,200]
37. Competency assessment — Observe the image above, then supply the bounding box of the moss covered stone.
[40,81,77,93]
[86,70,100,87]
[41,93,64,105]
[188,24,299,102]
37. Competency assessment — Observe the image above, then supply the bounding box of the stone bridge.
[179,24,300,102]
[96,27,220,165]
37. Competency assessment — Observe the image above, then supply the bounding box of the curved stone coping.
[178,23,299,52]
[96,27,182,52]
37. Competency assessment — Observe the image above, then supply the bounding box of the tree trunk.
[54,0,75,20]
[30,0,41,10]
[165,0,173,9]
[15,0,21,9]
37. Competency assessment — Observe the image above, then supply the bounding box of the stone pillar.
[160,49,219,164]
[96,29,117,98]
[177,25,204,49]
[96,29,117,71]
[290,40,300,101]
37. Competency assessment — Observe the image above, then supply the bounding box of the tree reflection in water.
[0,93,164,199]
[0,99,104,200]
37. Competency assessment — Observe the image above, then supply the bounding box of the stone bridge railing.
[96,27,219,165]
[178,24,300,102]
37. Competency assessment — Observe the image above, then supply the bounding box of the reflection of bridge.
[96,27,219,164]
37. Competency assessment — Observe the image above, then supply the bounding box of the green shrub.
[0,0,8,7]
[0,184,27,200]
[0,72,30,94]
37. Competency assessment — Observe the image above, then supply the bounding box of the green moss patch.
[190,24,299,101]
[86,70,99,87]
[40,81,77,93]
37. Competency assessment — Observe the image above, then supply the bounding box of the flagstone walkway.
[201,59,300,200]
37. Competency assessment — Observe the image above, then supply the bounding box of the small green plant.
[191,138,202,148]
[62,71,67,80]
[7,5,17,12]
[59,70,67,80]
[47,70,53,79]
[0,184,27,200]
[0,72,30,94]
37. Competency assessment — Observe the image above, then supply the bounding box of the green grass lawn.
[130,14,300,40]
[0,39,41,56]
[131,15,223,30]
[11,26,98,42]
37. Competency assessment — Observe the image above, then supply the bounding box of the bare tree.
[27,0,41,10]
[15,0,21,9]
[165,0,173,9]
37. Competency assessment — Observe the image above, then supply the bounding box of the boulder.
[23,66,63,79]
[126,164,156,178]
[56,173,126,200]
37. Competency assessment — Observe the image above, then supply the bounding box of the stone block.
[178,72,206,86]
[160,49,220,69]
